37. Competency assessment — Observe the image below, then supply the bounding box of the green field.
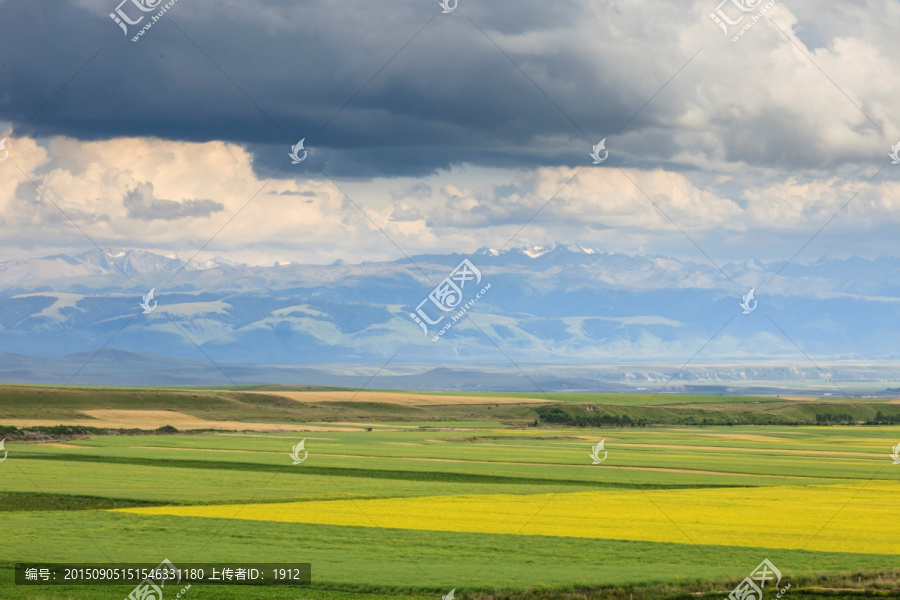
[1,386,899,599]
[3,385,900,427]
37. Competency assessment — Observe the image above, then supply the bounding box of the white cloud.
[2,125,900,266]
[0,136,378,264]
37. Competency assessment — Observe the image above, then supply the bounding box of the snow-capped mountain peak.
[0,248,242,285]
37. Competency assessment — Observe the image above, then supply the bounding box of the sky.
[1,0,899,267]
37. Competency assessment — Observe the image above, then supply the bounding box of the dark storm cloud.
[123,182,223,220]
[0,0,894,177]
[0,0,648,177]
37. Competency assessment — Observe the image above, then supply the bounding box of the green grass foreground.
[0,386,899,598]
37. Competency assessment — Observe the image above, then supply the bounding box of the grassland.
[0,385,898,599]
[3,384,900,428]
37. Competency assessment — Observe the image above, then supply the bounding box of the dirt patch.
[3,410,367,432]
[249,391,548,406]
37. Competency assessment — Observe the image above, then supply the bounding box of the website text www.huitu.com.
[731,0,779,42]
[131,0,179,42]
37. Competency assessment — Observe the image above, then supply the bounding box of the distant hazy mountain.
[1,348,896,391]
[1,245,899,380]
[0,248,240,285]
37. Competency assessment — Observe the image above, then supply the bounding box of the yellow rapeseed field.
[118,482,900,554]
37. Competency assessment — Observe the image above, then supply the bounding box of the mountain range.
[1,244,900,386]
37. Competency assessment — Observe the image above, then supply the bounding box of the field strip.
[432,439,885,459]
[46,442,801,478]
[24,445,801,478]
[281,452,805,478]
[611,442,886,458]
[130,446,273,454]
[320,422,421,428]
[1,410,383,432]
[248,391,548,406]
[696,433,785,441]
[117,482,900,554]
